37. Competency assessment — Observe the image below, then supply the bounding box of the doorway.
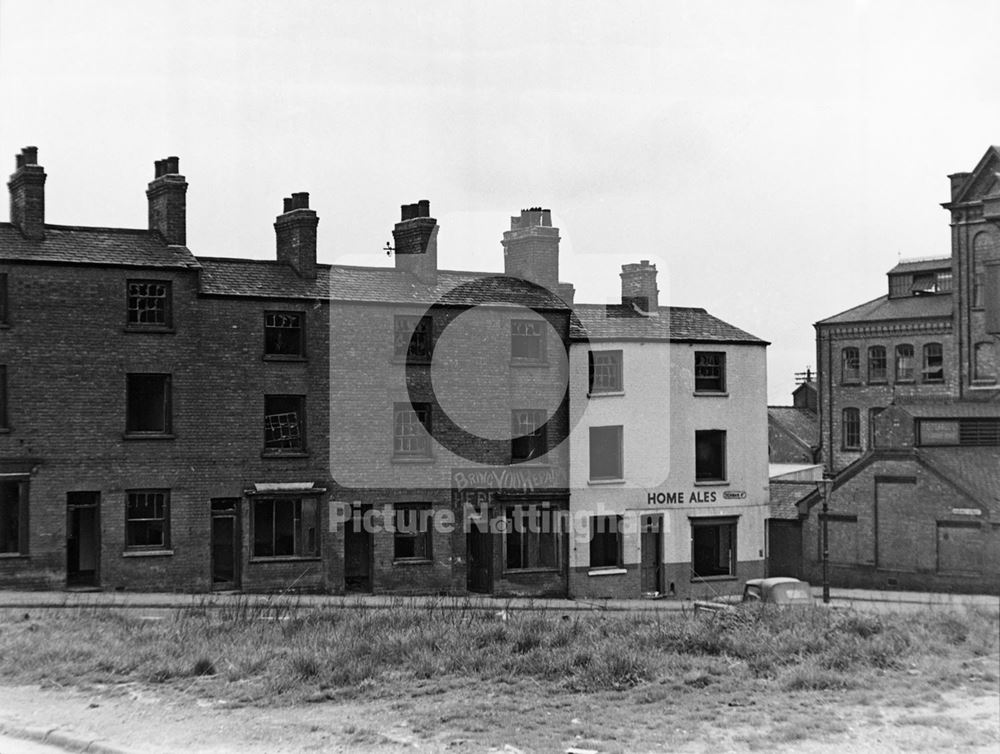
[344,505,373,592]
[466,517,492,594]
[640,513,663,595]
[67,492,100,587]
[211,498,240,590]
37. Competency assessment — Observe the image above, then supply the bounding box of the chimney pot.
[417,199,430,218]
[22,147,37,165]
[164,156,179,175]
[292,192,310,210]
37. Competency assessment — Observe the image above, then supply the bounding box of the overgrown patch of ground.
[0,601,997,752]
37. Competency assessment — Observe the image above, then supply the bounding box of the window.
[922,343,944,382]
[0,479,28,555]
[973,233,996,308]
[588,350,623,393]
[393,503,432,561]
[937,523,984,575]
[842,408,861,450]
[511,409,546,463]
[694,352,726,392]
[868,346,887,383]
[691,517,736,578]
[694,430,726,482]
[504,505,561,571]
[394,315,433,361]
[895,344,915,381]
[126,280,171,327]
[393,402,431,457]
[252,497,318,558]
[264,312,304,357]
[511,319,544,361]
[888,274,909,299]
[841,347,860,383]
[126,374,171,434]
[868,407,884,450]
[911,271,951,295]
[0,365,6,429]
[974,342,996,383]
[0,272,7,324]
[264,395,306,452]
[589,515,622,568]
[589,425,623,480]
[126,490,169,550]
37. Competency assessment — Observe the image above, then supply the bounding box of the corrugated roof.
[886,257,952,275]
[0,223,198,268]
[768,407,819,448]
[198,259,570,308]
[817,293,952,325]
[570,304,767,344]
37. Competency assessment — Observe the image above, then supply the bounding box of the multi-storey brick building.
[808,145,1000,594]
[566,261,770,600]
[0,147,575,595]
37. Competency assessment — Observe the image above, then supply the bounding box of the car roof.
[746,577,807,589]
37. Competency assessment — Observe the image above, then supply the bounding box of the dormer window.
[911,271,952,296]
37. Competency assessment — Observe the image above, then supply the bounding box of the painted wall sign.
[646,490,719,505]
[950,507,982,516]
[723,490,747,500]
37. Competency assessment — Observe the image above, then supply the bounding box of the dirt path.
[1,678,997,753]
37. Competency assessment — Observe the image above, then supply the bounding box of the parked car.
[693,577,814,614]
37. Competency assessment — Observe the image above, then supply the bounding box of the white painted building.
[567,261,770,600]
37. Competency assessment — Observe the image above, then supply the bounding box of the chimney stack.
[392,199,438,284]
[8,146,46,240]
[502,208,560,291]
[146,156,187,245]
[620,260,659,314]
[274,192,318,279]
[948,172,971,202]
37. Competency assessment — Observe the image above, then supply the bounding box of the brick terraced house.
[566,261,770,601]
[808,146,1000,594]
[0,147,575,595]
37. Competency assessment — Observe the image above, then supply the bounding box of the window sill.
[588,390,625,399]
[693,391,728,397]
[123,326,175,334]
[694,480,728,487]
[123,433,175,441]
[970,381,999,388]
[502,567,561,575]
[123,549,174,558]
[262,354,308,363]
[392,455,435,464]
[261,450,310,459]
[588,567,627,577]
[588,478,625,486]
[690,575,737,582]
[393,558,435,566]
[249,556,321,564]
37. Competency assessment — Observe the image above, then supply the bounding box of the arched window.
[841,347,860,384]
[974,342,997,383]
[973,233,998,309]
[842,408,861,450]
[868,346,887,382]
[922,343,944,383]
[895,344,914,381]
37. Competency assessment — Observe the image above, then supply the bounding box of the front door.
[67,492,100,587]
[640,513,663,595]
[466,519,492,594]
[210,498,240,590]
[345,505,373,592]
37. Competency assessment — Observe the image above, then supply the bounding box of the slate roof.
[768,407,819,450]
[198,258,570,308]
[0,223,198,268]
[569,304,767,344]
[769,481,817,519]
[816,293,952,325]
[918,447,1000,513]
[886,257,951,275]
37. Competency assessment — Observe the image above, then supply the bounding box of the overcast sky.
[3,0,999,403]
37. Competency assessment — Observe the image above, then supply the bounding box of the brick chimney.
[8,146,46,241]
[620,260,659,314]
[274,192,318,279]
[393,200,438,285]
[502,208,559,291]
[146,156,187,246]
[948,172,971,202]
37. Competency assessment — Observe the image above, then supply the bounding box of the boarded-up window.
[876,478,923,572]
[937,522,984,575]
[820,515,859,564]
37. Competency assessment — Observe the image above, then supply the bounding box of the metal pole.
[821,478,830,604]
